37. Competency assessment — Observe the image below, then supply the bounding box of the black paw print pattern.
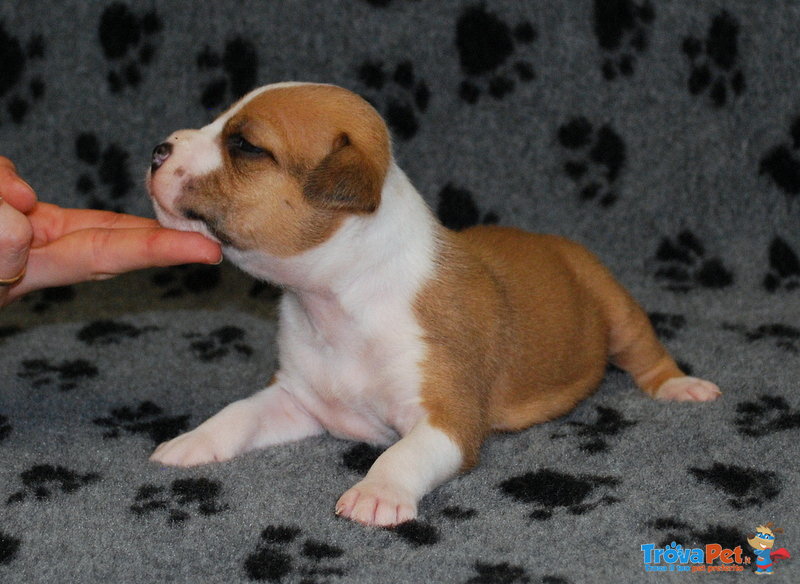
[7,464,100,504]
[760,116,800,199]
[652,230,734,292]
[550,406,637,454]
[20,285,76,314]
[151,264,222,299]
[131,478,228,524]
[362,0,420,6]
[688,462,780,509]
[647,518,746,558]
[197,37,258,111]
[357,60,430,141]
[18,358,98,391]
[557,116,626,207]
[75,132,134,212]
[436,183,499,231]
[184,326,253,362]
[77,319,157,345]
[244,525,346,582]
[341,442,385,474]
[456,5,536,104]
[391,520,440,547]
[0,414,11,442]
[682,11,745,108]
[764,237,800,292]
[98,2,162,93]
[735,395,800,438]
[723,322,800,354]
[93,401,190,444]
[440,505,477,521]
[648,312,686,341]
[0,531,21,565]
[465,562,540,584]
[499,468,620,520]
[0,23,45,124]
[593,0,655,80]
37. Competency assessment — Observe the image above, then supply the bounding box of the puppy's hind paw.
[655,376,722,402]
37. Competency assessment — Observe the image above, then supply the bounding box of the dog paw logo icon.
[747,522,791,575]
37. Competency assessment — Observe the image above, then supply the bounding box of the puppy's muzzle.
[151,142,173,173]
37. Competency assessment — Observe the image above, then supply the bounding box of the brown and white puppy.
[147,82,721,527]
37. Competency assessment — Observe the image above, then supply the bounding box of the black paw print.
[0,414,11,443]
[682,11,746,108]
[760,116,800,199]
[362,0,420,6]
[735,395,800,438]
[652,230,734,292]
[465,561,534,584]
[688,462,780,509]
[131,477,228,524]
[723,322,800,354]
[557,117,626,207]
[98,3,162,93]
[440,505,477,521]
[357,60,430,141]
[436,183,499,231]
[0,23,45,125]
[184,326,253,362]
[648,312,687,341]
[456,5,536,104]
[75,132,133,212]
[764,237,800,292]
[550,406,637,454]
[341,442,385,474]
[391,520,440,547]
[93,401,190,444]
[499,468,620,520]
[647,517,746,558]
[77,319,158,345]
[7,464,100,504]
[18,358,98,391]
[20,285,76,313]
[151,264,222,298]
[0,531,21,565]
[244,524,346,582]
[593,0,655,80]
[197,37,259,112]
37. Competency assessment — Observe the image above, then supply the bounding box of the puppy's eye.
[228,134,276,161]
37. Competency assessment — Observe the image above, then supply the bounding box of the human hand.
[0,157,222,307]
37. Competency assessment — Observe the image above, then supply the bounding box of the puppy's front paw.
[335,480,417,527]
[656,376,722,402]
[150,430,229,467]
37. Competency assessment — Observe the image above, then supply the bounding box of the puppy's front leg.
[335,420,463,527]
[151,384,323,467]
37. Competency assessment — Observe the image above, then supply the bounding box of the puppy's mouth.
[179,207,235,247]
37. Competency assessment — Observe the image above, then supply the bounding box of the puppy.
[147,82,721,527]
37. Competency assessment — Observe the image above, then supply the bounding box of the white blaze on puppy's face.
[147,83,391,256]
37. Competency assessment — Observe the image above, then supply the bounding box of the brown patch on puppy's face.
[175,84,391,257]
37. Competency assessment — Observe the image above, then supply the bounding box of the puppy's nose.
[151,142,173,173]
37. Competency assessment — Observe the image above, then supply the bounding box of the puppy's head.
[147,82,391,257]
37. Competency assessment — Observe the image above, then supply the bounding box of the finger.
[0,157,37,213]
[27,203,161,247]
[0,198,33,306]
[14,227,222,296]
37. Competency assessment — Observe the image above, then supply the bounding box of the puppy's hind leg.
[602,284,721,402]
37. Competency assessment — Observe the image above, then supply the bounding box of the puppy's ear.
[303,133,385,213]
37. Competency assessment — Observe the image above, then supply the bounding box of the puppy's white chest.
[277,292,427,444]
